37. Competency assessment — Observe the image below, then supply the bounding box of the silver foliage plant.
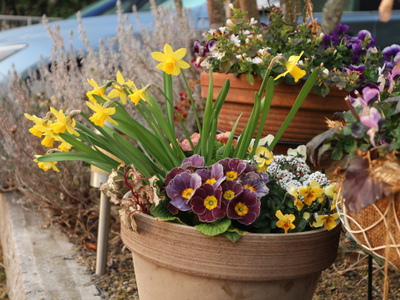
[0,0,202,231]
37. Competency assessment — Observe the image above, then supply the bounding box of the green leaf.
[195,218,231,237]
[222,226,246,242]
[343,138,357,153]
[150,199,177,221]
[331,143,344,160]
[246,73,255,86]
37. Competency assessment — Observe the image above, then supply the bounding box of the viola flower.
[227,188,260,225]
[151,43,190,76]
[34,155,60,172]
[299,180,324,205]
[196,163,225,187]
[343,64,366,82]
[191,184,226,222]
[312,213,339,230]
[348,83,380,107]
[275,52,306,83]
[108,71,133,104]
[287,186,304,211]
[49,107,79,136]
[357,30,376,49]
[166,172,202,211]
[86,101,118,127]
[221,181,243,203]
[275,210,296,234]
[219,158,247,181]
[254,146,274,172]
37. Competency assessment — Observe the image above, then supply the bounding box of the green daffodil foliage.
[25,43,340,241]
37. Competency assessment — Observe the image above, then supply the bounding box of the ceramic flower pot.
[121,212,341,300]
[200,72,349,143]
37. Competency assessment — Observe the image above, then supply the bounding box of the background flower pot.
[121,213,341,300]
[200,72,349,144]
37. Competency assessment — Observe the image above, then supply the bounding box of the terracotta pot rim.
[134,212,336,238]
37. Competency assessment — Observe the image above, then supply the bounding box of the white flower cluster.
[266,154,327,190]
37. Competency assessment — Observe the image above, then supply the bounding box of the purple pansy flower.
[348,83,380,107]
[191,184,226,222]
[357,30,376,49]
[166,172,202,211]
[382,44,400,68]
[227,188,261,225]
[343,64,366,82]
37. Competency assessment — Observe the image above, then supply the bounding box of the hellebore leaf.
[342,155,391,213]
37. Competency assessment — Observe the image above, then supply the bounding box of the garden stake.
[90,166,111,276]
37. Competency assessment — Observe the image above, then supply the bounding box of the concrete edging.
[0,192,101,299]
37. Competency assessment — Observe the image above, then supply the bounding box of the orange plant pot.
[200,72,349,143]
[121,213,341,300]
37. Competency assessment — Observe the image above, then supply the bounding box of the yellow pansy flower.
[299,180,324,205]
[287,186,304,211]
[151,43,190,76]
[275,51,306,82]
[255,146,274,172]
[275,210,296,234]
[312,213,339,230]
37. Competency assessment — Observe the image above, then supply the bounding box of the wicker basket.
[338,192,400,269]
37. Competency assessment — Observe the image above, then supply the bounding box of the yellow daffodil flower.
[41,133,57,148]
[275,210,296,233]
[49,107,79,136]
[299,180,324,205]
[275,51,306,82]
[312,213,339,230]
[255,146,273,172]
[107,71,134,104]
[34,155,60,172]
[86,101,118,127]
[151,43,190,76]
[128,84,149,105]
[86,78,109,102]
[25,113,53,137]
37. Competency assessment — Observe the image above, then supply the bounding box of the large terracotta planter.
[200,72,349,143]
[121,213,341,300]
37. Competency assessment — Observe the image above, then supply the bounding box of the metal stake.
[90,166,111,276]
